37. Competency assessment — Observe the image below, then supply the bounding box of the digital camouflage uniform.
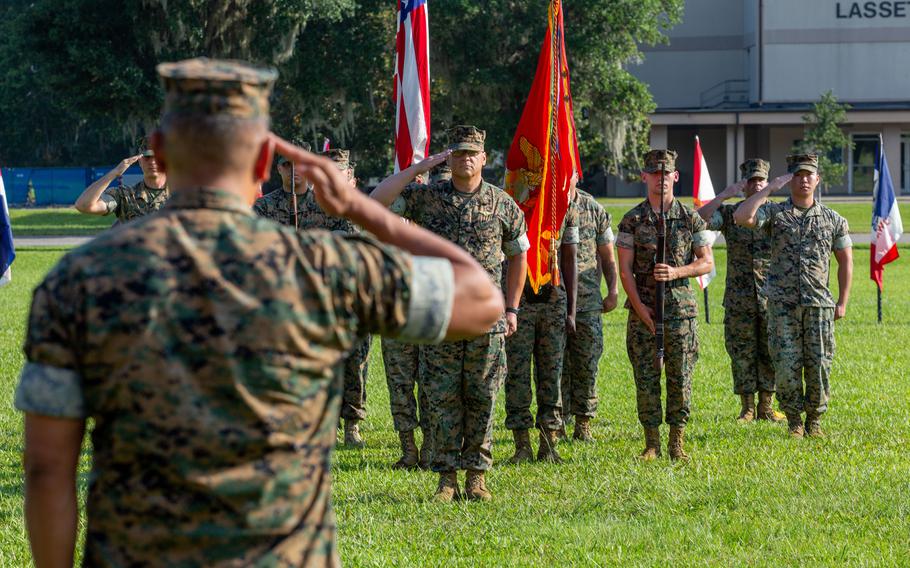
[254,163,371,424]
[504,202,579,432]
[754,159,851,418]
[101,181,170,223]
[707,161,775,395]
[14,58,455,568]
[381,337,428,433]
[618,198,711,428]
[562,189,613,419]
[392,138,529,472]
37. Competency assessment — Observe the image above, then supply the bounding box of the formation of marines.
[16,56,853,565]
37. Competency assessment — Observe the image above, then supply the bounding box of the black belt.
[523,282,562,304]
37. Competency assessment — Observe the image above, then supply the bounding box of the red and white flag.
[693,135,717,289]
[393,0,431,173]
[871,135,903,290]
[322,138,331,152]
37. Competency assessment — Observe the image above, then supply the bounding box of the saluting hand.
[412,150,451,175]
[272,134,355,217]
[115,155,142,176]
[720,179,747,199]
[767,174,793,192]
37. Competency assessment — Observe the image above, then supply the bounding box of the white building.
[620,0,910,196]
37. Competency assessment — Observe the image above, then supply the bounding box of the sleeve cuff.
[596,227,615,246]
[707,210,723,231]
[503,233,530,257]
[693,230,714,248]
[398,256,455,344]
[389,195,407,216]
[616,231,634,249]
[14,363,86,419]
[562,226,580,245]
[833,235,853,250]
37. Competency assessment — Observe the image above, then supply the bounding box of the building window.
[851,134,879,195]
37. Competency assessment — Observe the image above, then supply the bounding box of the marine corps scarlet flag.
[504,0,581,292]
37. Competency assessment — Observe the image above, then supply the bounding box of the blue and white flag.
[0,169,14,287]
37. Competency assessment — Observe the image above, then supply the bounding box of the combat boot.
[639,427,661,461]
[805,412,824,438]
[344,419,364,448]
[786,413,805,438]
[536,429,563,463]
[756,391,786,422]
[509,429,534,464]
[392,430,419,469]
[668,425,689,462]
[573,415,593,442]
[433,471,459,503]
[737,393,756,423]
[417,429,433,470]
[556,425,568,441]
[465,469,492,502]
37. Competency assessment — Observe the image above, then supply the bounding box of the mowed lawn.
[2,246,910,566]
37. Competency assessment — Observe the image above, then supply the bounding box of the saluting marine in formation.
[372,125,529,502]
[253,145,373,448]
[74,136,169,223]
[735,153,853,438]
[698,159,790,423]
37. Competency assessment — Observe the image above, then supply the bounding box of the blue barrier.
[1,166,143,206]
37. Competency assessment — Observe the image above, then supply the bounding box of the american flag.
[394,0,431,172]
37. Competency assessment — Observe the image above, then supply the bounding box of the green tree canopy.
[0,0,682,184]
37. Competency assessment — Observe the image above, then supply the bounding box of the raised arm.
[370,150,451,206]
[698,180,746,223]
[276,136,501,339]
[734,174,792,228]
[74,155,140,215]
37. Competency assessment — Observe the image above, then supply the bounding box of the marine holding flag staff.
[698,159,792,423]
[735,154,853,439]
[371,125,529,503]
[617,149,714,462]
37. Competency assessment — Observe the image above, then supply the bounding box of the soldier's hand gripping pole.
[655,162,667,370]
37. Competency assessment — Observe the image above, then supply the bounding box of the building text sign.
[836,1,910,18]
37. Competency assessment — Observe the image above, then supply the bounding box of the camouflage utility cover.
[642,149,678,173]
[157,57,277,119]
[448,125,486,152]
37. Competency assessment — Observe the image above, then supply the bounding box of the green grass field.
[2,247,909,565]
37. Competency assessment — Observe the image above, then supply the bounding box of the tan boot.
[756,391,786,422]
[786,413,805,438]
[465,469,492,502]
[639,427,661,461]
[536,429,563,463]
[509,429,534,464]
[344,419,364,448]
[556,425,568,441]
[392,430,419,469]
[417,428,433,470]
[737,393,756,423]
[573,415,593,442]
[668,425,689,462]
[805,412,824,438]
[433,471,459,503]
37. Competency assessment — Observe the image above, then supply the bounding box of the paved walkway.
[14,232,909,248]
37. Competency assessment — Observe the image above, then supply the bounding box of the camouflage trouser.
[626,314,698,428]
[423,333,506,472]
[504,288,566,431]
[381,338,429,433]
[767,304,834,416]
[562,309,603,418]
[724,303,775,394]
[340,336,371,421]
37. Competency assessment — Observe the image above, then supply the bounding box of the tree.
[798,90,853,192]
